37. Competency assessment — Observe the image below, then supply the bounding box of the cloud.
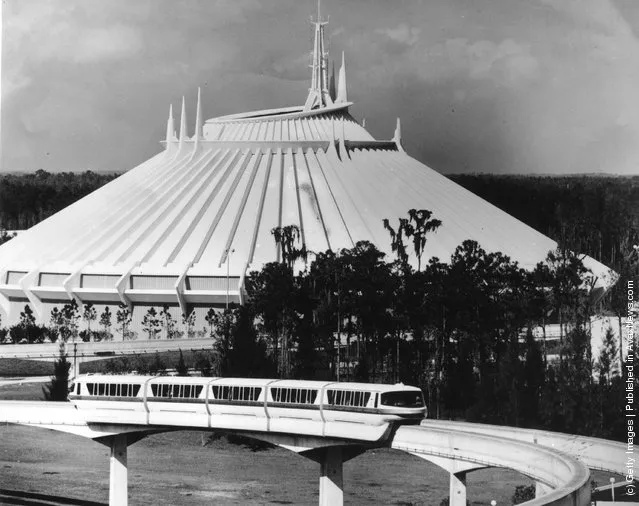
[2,1,144,102]
[431,38,539,86]
[377,23,421,46]
[66,25,144,64]
[7,12,143,65]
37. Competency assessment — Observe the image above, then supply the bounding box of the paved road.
[0,339,216,361]
[0,376,50,387]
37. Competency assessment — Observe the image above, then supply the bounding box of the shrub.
[104,357,132,374]
[513,484,535,504]
[133,355,150,375]
[43,326,58,343]
[124,330,138,341]
[194,352,214,377]
[92,330,112,342]
[149,353,166,375]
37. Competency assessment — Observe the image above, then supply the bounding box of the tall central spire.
[304,0,333,111]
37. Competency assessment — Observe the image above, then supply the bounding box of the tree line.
[35,212,635,442]
[0,170,118,231]
[450,174,639,270]
[2,171,636,441]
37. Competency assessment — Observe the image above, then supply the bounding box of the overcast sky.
[3,0,639,175]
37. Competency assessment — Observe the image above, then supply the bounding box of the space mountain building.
[0,13,613,333]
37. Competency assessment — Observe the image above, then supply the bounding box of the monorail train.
[69,375,427,442]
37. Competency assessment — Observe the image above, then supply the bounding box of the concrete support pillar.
[109,434,128,506]
[319,447,343,506]
[449,471,467,506]
[72,357,81,380]
[535,481,552,498]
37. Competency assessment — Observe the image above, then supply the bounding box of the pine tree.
[142,307,160,339]
[521,330,545,426]
[175,350,189,376]
[99,306,113,340]
[205,307,216,337]
[116,304,131,340]
[160,305,176,339]
[43,345,71,401]
[82,303,97,341]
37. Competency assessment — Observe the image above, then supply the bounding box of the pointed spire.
[393,117,403,151]
[193,87,203,149]
[165,104,175,150]
[329,60,336,101]
[336,51,348,103]
[178,96,188,151]
[304,0,333,111]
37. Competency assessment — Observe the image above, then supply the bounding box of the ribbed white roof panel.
[0,105,615,323]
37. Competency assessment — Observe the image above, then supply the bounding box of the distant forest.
[0,170,119,231]
[450,174,639,270]
[1,170,636,439]
[0,171,638,269]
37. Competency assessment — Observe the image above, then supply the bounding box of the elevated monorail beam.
[392,425,591,506]
[421,419,625,476]
[0,398,598,506]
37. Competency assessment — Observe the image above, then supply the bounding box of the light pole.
[226,248,235,310]
[337,280,341,382]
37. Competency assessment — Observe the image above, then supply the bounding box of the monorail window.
[121,384,141,397]
[151,383,203,399]
[270,387,318,404]
[326,390,371,408]
[85,383,141,397]
[380,391,424,407]
[211,385,262,402]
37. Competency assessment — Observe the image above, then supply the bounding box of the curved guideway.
[0,400,597,505]
[421,419,625,476]
[392,425,591,506]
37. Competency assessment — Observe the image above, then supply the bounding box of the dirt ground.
[0,382,615,506]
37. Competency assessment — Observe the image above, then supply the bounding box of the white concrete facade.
[0,8,615,330]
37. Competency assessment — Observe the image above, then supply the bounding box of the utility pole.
[337,281,341,382]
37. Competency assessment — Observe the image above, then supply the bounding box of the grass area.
[0,358,54,376]
[0,383,624,504]
[0,422,534,505]
[81,349,208,374]
[0,350,211,377]
[0,382,46,400]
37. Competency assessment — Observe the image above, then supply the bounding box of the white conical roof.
[0,18,615,325]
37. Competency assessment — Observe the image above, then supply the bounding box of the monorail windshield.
[380,391,424,408]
